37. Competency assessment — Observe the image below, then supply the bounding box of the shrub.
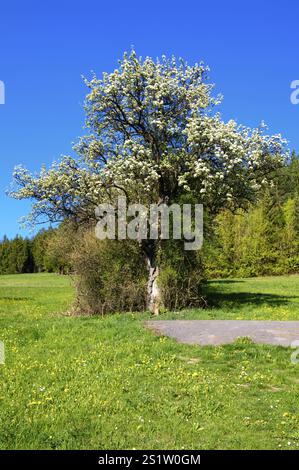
[71,230,147,315]
[158,240,206,311]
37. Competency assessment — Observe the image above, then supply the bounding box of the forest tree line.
[204,151,299,277]
[0,228,71,275]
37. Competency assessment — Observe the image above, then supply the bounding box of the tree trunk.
[145,242,162,315]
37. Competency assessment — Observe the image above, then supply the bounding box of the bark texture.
[144,241,161,315]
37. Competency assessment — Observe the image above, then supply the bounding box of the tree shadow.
[0,297,32,302]
[207,279,245,285]
[203,290,298,308]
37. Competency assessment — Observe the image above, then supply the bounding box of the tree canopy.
[10,50,287,224]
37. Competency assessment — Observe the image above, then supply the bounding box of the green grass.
[0,273,299,450]
[164,275,299,320]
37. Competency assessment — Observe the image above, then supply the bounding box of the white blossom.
[9,50,288,225]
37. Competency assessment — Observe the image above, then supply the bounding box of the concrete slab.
[145,320,299,347]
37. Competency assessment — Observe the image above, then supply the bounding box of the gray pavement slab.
[145,320,299,346]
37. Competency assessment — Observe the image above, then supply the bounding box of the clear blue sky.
[0,0,298,239]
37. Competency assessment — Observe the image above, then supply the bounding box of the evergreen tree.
[283,194,299,271]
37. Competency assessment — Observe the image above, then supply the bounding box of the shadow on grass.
[203,290,298,308]
[207,279,245,285]
[0,297,32,302]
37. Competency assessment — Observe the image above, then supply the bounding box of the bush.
[44,224,75,274]
[71,230,147,315]
[158,240,206,310]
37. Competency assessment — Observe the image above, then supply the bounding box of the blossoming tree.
[10,50,287,313]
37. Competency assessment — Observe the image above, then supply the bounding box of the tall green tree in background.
[283,193,299,271]
[204,153,299,278]
[0,236,33,274]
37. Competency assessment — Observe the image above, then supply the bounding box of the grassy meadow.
[0,273,299,449]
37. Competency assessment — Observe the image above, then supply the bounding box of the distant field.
[0,273,299,449]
